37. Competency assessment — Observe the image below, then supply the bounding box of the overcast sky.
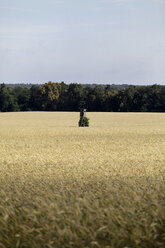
[0,0,165,85]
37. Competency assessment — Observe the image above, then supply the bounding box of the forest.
[0,82,165,112]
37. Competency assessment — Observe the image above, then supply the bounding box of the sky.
[0,0,165,85]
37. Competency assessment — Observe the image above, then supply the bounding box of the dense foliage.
[0,82,165,112]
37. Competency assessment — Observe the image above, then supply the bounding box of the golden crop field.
[0,112,165,248]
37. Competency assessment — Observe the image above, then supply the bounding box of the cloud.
[0,6,41,13]
[100,0,134,3]
[0,25,61,39]
[152,0,165,2]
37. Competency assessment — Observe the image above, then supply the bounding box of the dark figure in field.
[79,109,86,127]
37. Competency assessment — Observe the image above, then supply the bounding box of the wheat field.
[0,112,165,248]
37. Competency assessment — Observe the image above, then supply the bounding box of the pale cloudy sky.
[0,0,165,84]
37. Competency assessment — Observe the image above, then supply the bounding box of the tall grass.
[0,112,165,248]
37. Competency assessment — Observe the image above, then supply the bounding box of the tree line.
[0,82,165,112]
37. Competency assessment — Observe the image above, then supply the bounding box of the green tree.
[0,83,19,112]
[14,86,30,111]
[29,85,42,110]
[57,82,69,110]
[40,81,61,110]
[67,84,85,111]
[105,88,119,112]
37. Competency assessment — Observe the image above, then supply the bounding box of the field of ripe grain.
[0,112,165,248]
